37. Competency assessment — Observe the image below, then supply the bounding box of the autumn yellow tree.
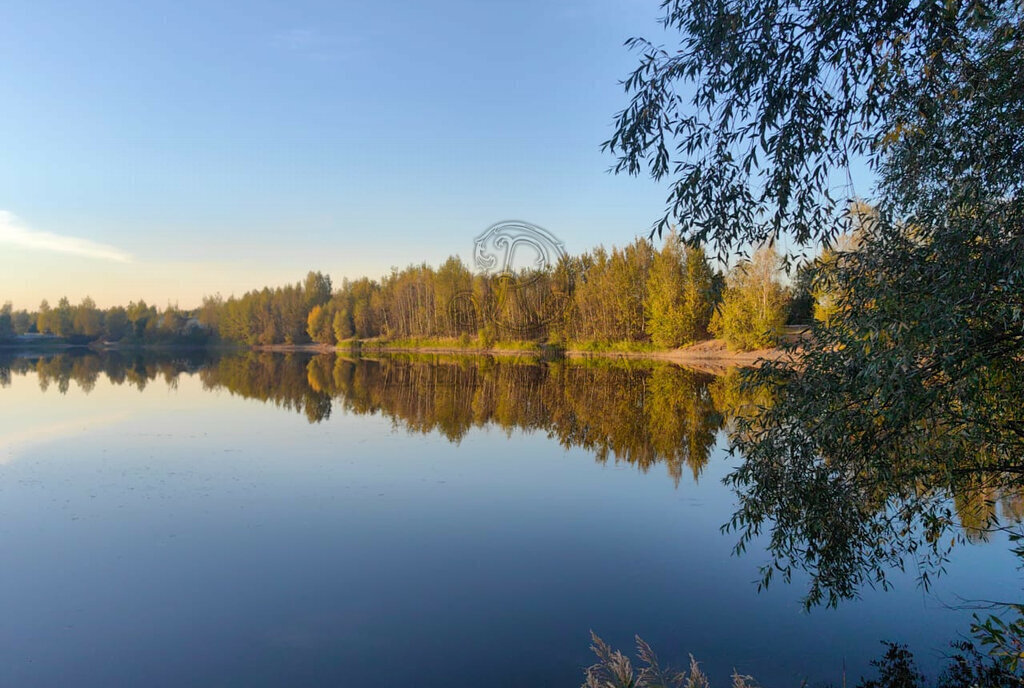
[306,304,335,344]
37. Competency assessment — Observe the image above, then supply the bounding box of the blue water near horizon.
[0,360,1018,687]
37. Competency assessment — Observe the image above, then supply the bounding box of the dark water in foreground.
[0,351,1019,687]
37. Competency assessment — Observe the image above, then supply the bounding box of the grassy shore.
[252,332,803,371]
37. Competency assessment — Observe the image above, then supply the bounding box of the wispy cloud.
[0,211,131,263]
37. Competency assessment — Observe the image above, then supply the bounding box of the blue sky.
[0,0,679,308]
[0,0,847,309]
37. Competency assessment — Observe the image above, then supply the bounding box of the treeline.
[0,298,209,346]
[202,236,801,351]
[2,235,810,351]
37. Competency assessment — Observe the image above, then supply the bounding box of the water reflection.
[3,349,1020,536]
[1,349,210,393]
[2,351,733,485]
[2,349,1023,684]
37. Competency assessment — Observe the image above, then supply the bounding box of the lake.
[0,351,1019,687]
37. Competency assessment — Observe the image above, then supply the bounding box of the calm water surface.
[0,352,1018,687]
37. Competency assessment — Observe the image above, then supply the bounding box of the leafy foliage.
[857,643,925,688]
[10,296,209,345]
[709,246,788,351]
[0,302,13,340]
[724,199,1024,606]
[55,239,749,350]
[646,234,716,347]
[603,0,1016,255]
[608,0,1024,670]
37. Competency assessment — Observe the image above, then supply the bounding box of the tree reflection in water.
[3,350,1021,608]
[208,352,725,486]
[1,351,728,483]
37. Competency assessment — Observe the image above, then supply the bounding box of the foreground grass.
[585,634,1018,688]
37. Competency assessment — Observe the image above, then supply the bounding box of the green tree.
[126,300,156,339]
[786,264,815,326]
[73,297,102,338]
[680,243,715,341]
[346,278,379,338]
[104,306,130,340]
[12,309,32,335]
[198,294,223,332]
[0,302,13,340]
[607,1,1024,663]
[303,271,333,310]
[709,247,787,351]
[645,234,690,347]
[332,308,354,341]
[643,232,716,346]
[434,256,473,337]
[811,251,843,326]
[571,240,655,343]
[160,305,188,336]
[52,297,73,338]
[813,204,871,326]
